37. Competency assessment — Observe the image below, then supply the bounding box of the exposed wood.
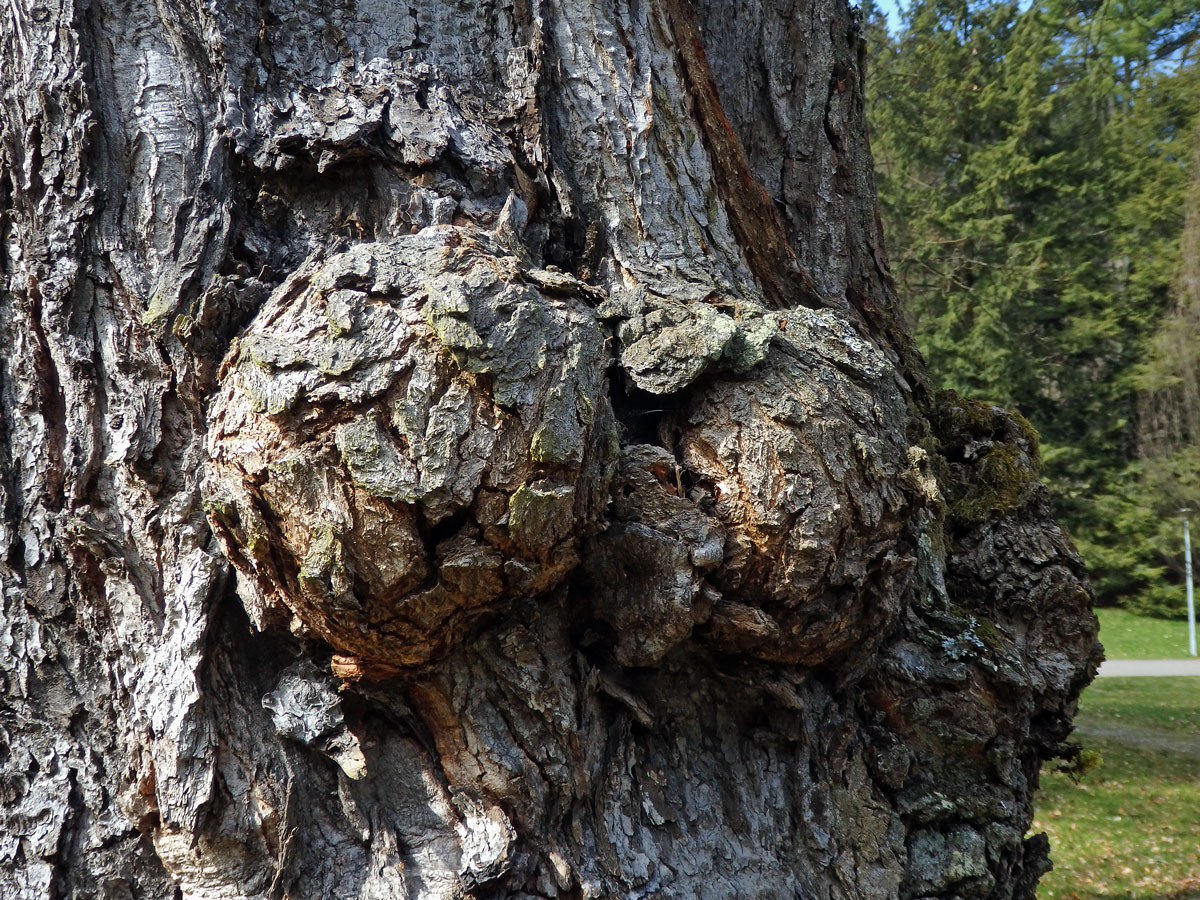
[660,0,822,311]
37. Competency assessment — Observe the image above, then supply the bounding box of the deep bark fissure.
[660,0,822,313]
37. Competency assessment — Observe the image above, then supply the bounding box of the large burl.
[204,227,618,668]
[204,220,924,673]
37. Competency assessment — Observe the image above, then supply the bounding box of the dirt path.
[1073,720,1200,758]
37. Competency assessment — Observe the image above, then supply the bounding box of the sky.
[868,0,1037,33]
[869,0,906,31]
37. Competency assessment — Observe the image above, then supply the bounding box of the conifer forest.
[866,0,1200,617]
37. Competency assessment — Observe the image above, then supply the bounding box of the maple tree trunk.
[0,1,1099,898]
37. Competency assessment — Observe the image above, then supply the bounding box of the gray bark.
[0,2,1099,899]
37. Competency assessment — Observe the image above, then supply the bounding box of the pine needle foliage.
[865,0,1200,614]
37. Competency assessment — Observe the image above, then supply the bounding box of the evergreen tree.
[868,0,1200,612]
[1124,117,1200,615]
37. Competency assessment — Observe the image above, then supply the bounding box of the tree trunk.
[0,2,1099,899]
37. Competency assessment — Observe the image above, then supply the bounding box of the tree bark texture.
[0,2,1100,899]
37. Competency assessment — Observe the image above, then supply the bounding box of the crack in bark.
[660,0,824,312]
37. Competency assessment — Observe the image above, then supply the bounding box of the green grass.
[1096,608,1196,660]
[1035,677,1200,900]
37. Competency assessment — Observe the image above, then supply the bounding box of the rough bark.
[0,2,1100,900]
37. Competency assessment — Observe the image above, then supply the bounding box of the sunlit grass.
[1035,677,1200,900]
[1096,608,1195,660]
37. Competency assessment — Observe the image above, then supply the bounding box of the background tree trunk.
[0,2,1099,899]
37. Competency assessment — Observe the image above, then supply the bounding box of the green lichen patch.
[234,344,309,416]
[530,383,585,465]
[142,285,177,328]
[930,390,1041,465]
[599,288,776,394]
[426,298,485,364]
[335,415,419,503]
[721,311,776,373]
[950,443,1040,523]
[299,524,358,611]
[930,390,1043,524]
[507,481,576,551]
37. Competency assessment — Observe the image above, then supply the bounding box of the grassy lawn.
[1035,677,1200,900]
[1096,608,1195,660]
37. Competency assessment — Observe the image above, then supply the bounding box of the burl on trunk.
[0,1,1099,899]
